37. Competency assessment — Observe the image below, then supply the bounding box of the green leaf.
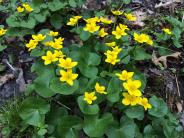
[125,106,144,120]
[32,61,56,98]
[48,0,67,11]
[148,96,168,117]
[143,125,158,138]
[50,78,79,95]
[19,97,50,126]
[77,96,99,115]
[57,115,82,138]
[32,0,43,7]
[122,0,131,4]
[106,116,137,138]
[30,48,45,57]
[80,30,91,41]
[50,13,63,29]
[83,113,113,137]
[69,0,77,7]
[107,78,121,103]
[34,9,50,23]
[134,47,151,60]
[87,53,101,66]
[0,45,7,51]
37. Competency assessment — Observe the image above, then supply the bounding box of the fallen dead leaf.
[0,74,14,87]
[132,10,147,27]
[16,68,26,92]
[176,102,183,112]
[152,51,181,68]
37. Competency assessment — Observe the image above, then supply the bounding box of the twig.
[52,99,71,110]
[175,74,181,98]
[2,59,16,72]
[155,1,173,8]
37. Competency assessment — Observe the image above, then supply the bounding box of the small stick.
[175,74,181,98]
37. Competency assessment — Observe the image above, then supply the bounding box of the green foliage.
[0,1,183,138]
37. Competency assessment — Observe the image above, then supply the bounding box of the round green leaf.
[50,78,79,95]
[77,96,99,115]
[125,106,144,120]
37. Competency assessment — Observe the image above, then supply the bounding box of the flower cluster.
[84,82,107,104]
[0,27,7,37]
[116,70,152,110]
[104,45,122,65]
[134,33,153,46]
[17,3,33,13]
[26,34,46,51]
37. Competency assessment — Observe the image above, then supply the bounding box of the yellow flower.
[98,28,108,37]
[124,13,137,21]
[54,37,64,44]
[95,83,107,94]
[147,39,153,46]
[0,28,7,37]
[67,16,82,26]
[112,24,129,39]
[100,17,113,24]
[122,93,139,106]
[32,34,46,42]
[22,3,33,12]
[105,42,116,47]
[133,33,153,45]
[112,46,122,54]
[53,50,65,59]
[116,70,134,81]
[59,69,78,86]
[49,31,59,37]
[83,23,100,33]
[138,97,152,110]
[46,37,64,49]
[17,6,24,13]
[123,79,142,96]
[25,39,38,51]
[84,92,97,104]
[58,58,78,69]
[84,17,99,24]
[162,28,172,35]
[41,51,58,65]
[111,10,123,16]
[104,50,120,65]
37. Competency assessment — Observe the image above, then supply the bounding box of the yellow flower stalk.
[84,92,97,104]
[58,58,78,69]
[59,69,78,86]
[95,83,107,94]
[116,70,134,81]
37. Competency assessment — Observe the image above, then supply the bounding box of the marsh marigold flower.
[41,51,58,65]
[60,69,78,86]
[138,97,152,110]
[105,42,116,47]
[124,13,137,21]
[67,16,82,26]
[58,58,78,69]
[112,24,129,39]
[95,83,107,94]
[17,6,24,13]
[49,31,59,37]
[32,34,46,42]
[162,28,172,35]
[98,28,108,37]
[0,28,7,37]
[122,93,139,106]
[123,79,142,96]
[22,3,33,12]
[25,39,38,51]
[133,33,153,46]
[111,10,123,16]
[84,17,99,24]
[84,23,100,33]
[116,70,134,81]
[84,92,97,104]
[100,17,113,24]
[53,50,65,59]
